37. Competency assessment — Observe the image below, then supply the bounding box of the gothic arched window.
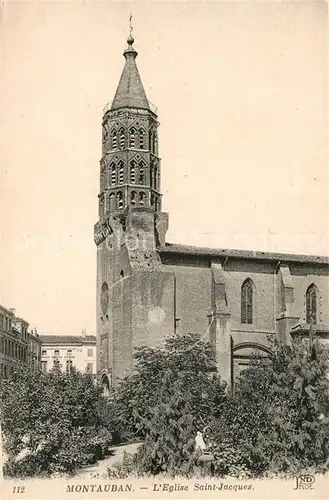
[102,124,108,142]
[109,193,115,211]
[99,194,105,216]
[129,127,136,148]
[131,191,136,205]
[111,129,117,150]
[110,163,116,186]
[306,284,317,324]
[100,169,105,191]
[139,192,145,205]
[130,160,136,183]
[118,161,124,184]
[139,162,145,184]
[152,131,157,154]
[153,166,157,189]
[150,165,153,188]
[139,128,145,149]
[241,279,253,324]
[117,191,123,210]
[119,128,125,149]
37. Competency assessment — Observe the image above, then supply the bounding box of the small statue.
[195,428,215,466]
[194,430,206,452]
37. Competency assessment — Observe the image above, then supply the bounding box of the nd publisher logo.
[293,475,315,490]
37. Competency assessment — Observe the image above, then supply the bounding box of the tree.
[210,337,329,477]
[135,387,197,476]
[0,360,112,477]
[110,333,226,442]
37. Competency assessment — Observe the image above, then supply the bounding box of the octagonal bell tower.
[94,34,172,390]
[98,35,162,220]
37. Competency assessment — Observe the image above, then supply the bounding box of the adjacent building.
[28,327,42,368]
[39,332,96,375]
[0,306,41,378]
[94,34,329,390]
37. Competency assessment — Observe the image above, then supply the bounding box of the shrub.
[135,387,198,476]
[110,333,226,441]
[0,361,113,477]
[210,336,329,478]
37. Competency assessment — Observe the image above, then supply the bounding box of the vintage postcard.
[0,0,328,499]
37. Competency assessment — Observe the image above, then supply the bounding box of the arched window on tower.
[110,163,116,186]
[241,279,253,324]
[119,128,125,149]
[153,166,157,189]
[139,128,145,149]
[152,131,158,155]
[131,191,136,206]
[102,124,108,142]
[139,192,145,206]
[129,127,136,148]
[117,191,123,210]
[149,129,153,153]
[139,162,145,184]
[150,164,153,188]
[118,161,124,184]
[99,194,105,216]
[109,193,115,211]
[130,160,136,183]
[306,284,317,324]
[100,168,105,191]
[111,129,117,150]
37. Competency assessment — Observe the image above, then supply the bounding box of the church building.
[94,34,329,391]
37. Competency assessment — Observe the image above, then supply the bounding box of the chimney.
[81,328,87,338]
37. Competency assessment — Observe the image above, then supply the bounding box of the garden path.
[76,442,142,479]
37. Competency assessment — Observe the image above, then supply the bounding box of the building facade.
[0,306,41,378]
[39,333,96,375]
[28,327,42,368]
[94,35,329,390]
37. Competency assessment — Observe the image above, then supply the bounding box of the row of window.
[103,126,158,154]
[0,314,12,332]
[0,336,27,360]
[241,280,320,325]
[0,363,14,378]
[41,360,93,374]
[100,190,159,213]
[101,161,159,190]
[41,348,94,357]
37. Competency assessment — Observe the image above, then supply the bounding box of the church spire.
[96,27,162,223]
[111,30,150,111]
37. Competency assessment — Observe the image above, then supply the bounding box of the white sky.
[1,1,328,335]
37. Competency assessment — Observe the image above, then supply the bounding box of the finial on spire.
[129,13,133,37]
[126,13,135,48]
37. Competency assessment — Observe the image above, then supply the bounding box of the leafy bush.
[107,452,140,479]
[110,333,226,441]
[107,334,226,476]
[0,361,113,477]
[135,390,198,476]
[210,336,329,478]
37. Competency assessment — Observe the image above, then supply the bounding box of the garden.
[1,332,329,479]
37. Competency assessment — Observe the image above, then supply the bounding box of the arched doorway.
[232,342,272,383]
[101,373,111,397]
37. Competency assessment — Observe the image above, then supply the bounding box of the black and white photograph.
[0,1,328,498]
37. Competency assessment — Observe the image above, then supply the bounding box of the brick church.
[94,34,329,391]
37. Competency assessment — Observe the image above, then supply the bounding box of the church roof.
[158,243,329,265]
[111,35,150,112]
